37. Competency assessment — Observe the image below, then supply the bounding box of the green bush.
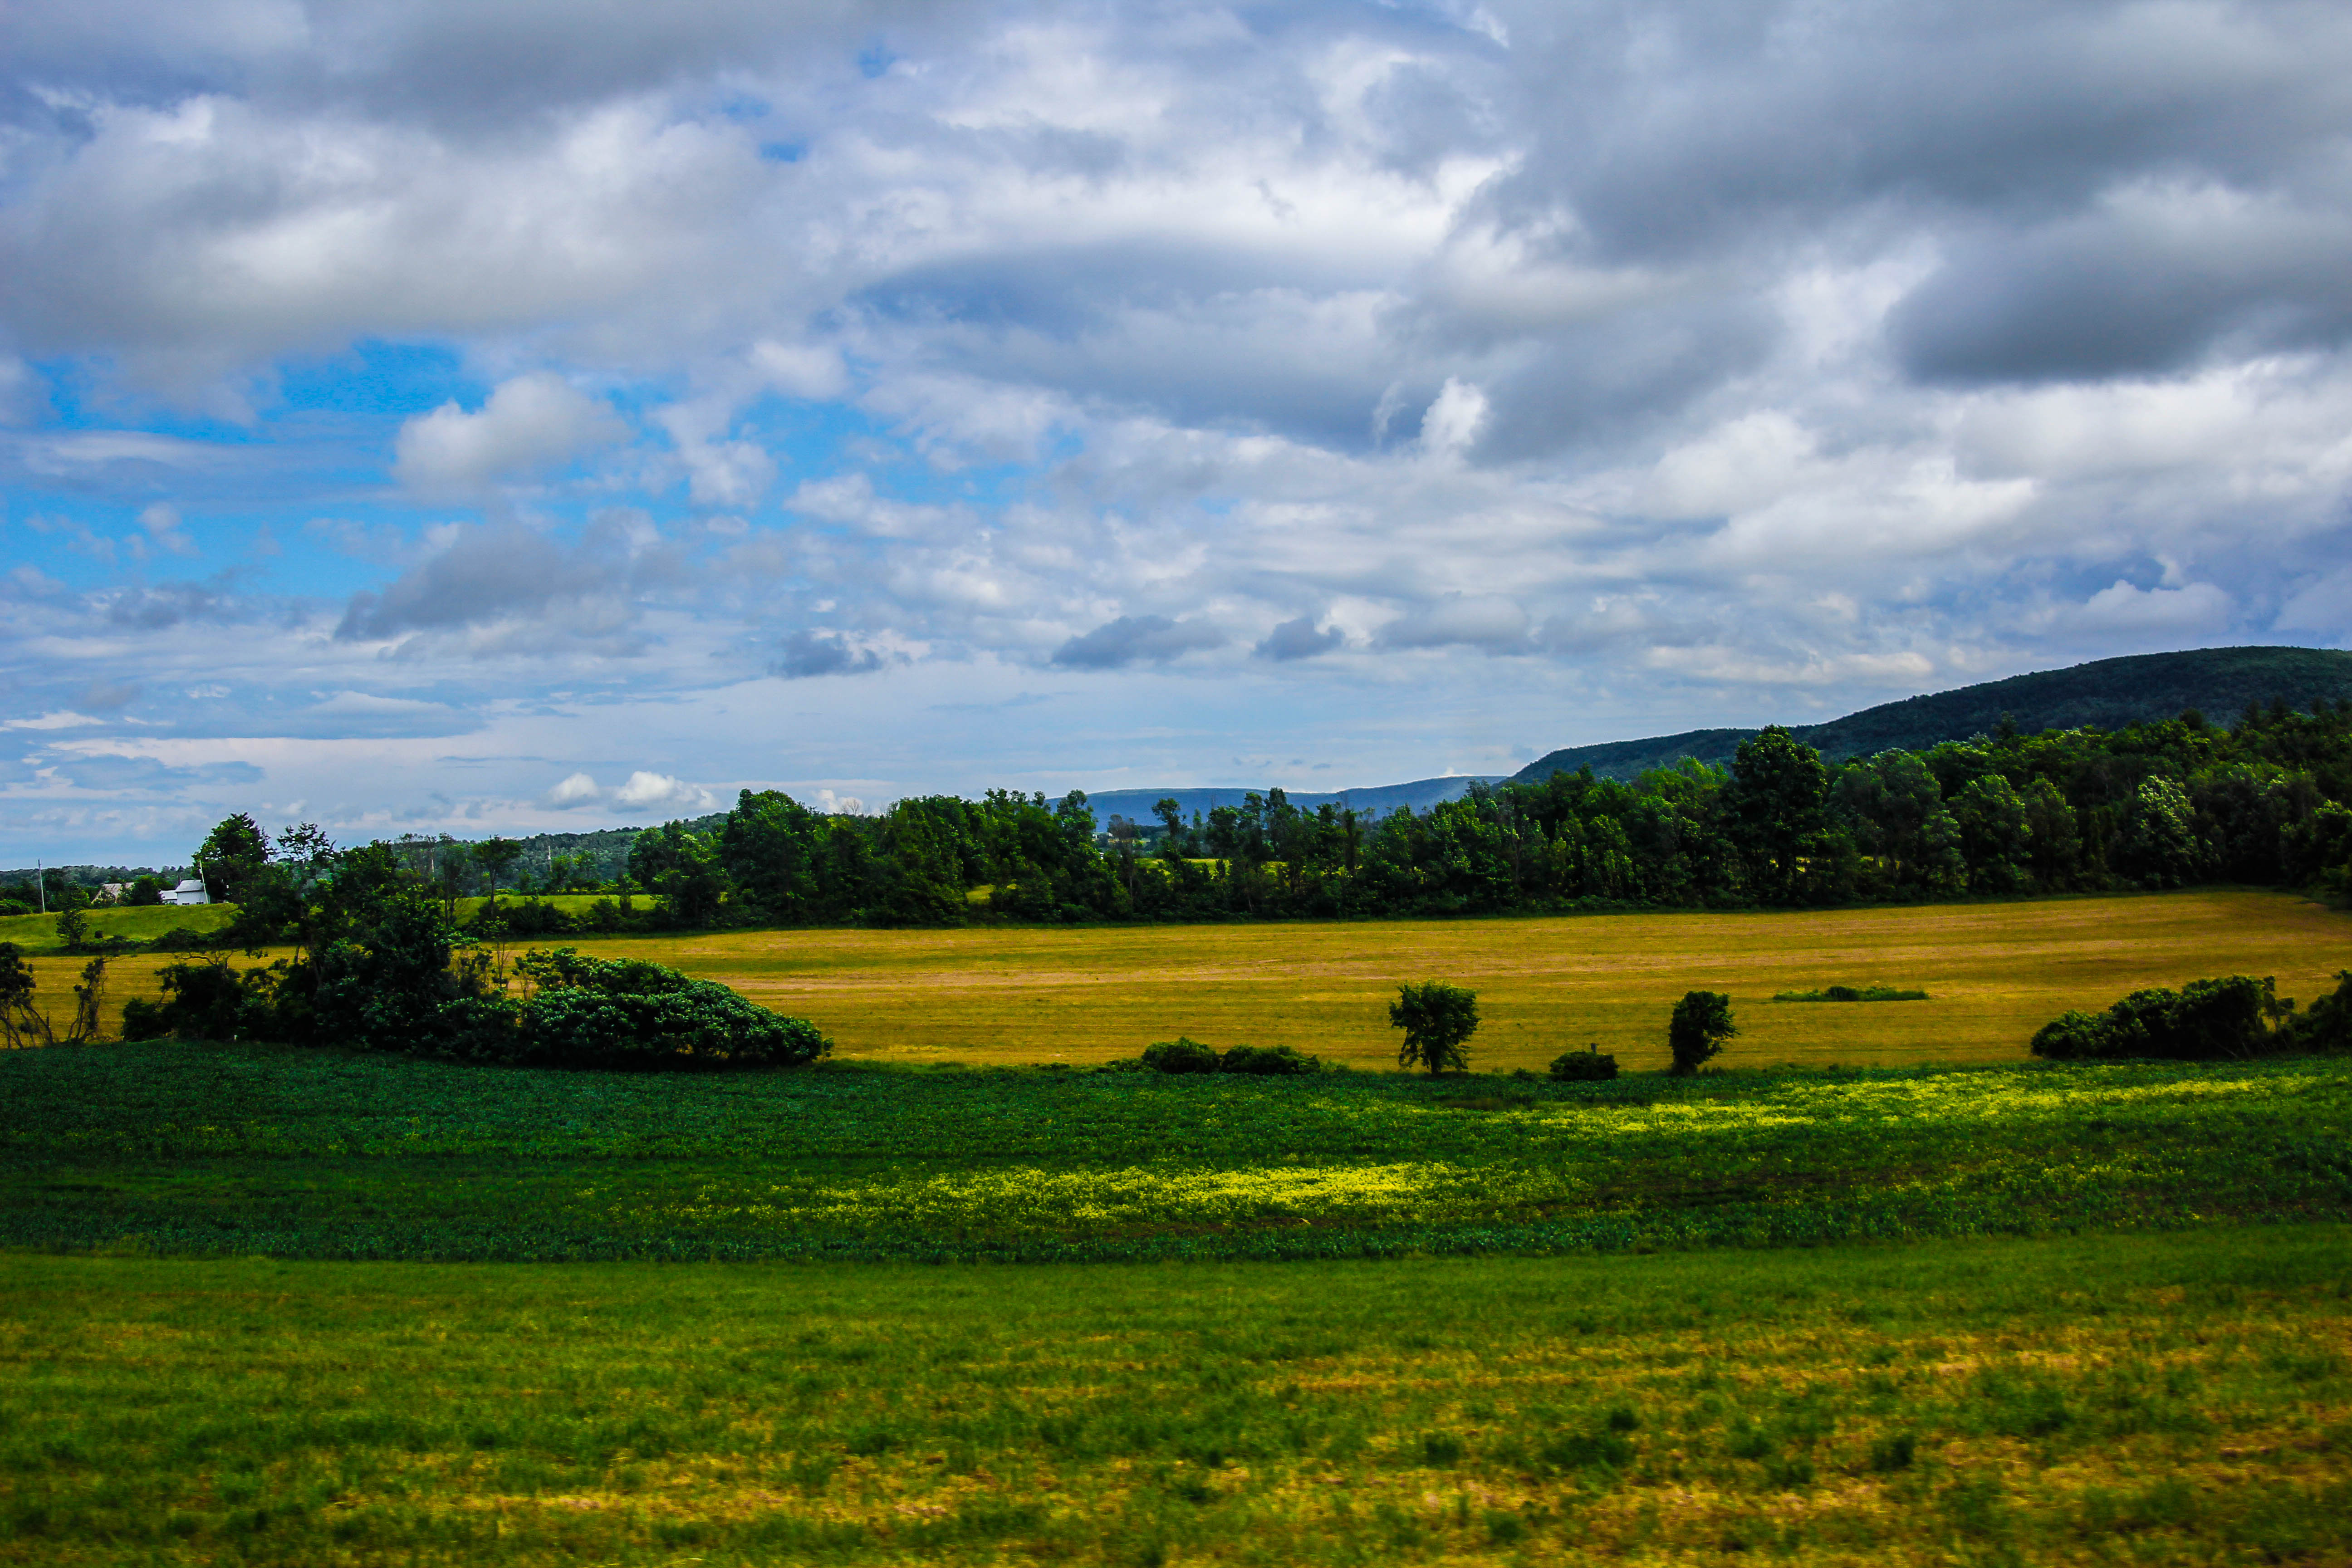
[1548,1048,1618,1082]
[514,948,830,1068]
[1140,1037,1223,1074]
[2031,975,2283,1061]
[1218,1044,1321,1076]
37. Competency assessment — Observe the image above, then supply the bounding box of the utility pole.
[35,859,44,914]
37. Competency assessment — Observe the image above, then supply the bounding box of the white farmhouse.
[161,879,211,906]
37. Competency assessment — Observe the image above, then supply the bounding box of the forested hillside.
[1515,646,2352,783]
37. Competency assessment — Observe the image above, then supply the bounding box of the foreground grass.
[3,1228,2347,1566]
[5,1041,2346,1262]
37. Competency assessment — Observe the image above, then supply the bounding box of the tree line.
[151,700,2352,939]
[629,701,2352,926]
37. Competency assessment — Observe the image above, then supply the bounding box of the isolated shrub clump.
[2031,974,2292,1061]
[1138,1037,1320,1075]
[1773,984,1930,1003]
[1548,1047,1619,1082]
[1667,991,1736,1075]
[514,947,831,1068]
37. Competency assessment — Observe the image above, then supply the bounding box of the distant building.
[99,883,128,904]
[161,879,211,906]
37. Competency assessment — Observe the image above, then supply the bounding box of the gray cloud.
[335,513,680,647]
[1052,615,1224,671]
[772,629,886,679]
[1254,616,1344,662]
[1376,597,1532,653]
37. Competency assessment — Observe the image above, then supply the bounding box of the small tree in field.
[1391,981,1479,1075]
[1668,990,1736,1074]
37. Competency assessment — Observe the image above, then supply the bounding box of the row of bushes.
[122,937,830,1071]
[1130,1038,1324,1075]
[2030,971,2352,1061]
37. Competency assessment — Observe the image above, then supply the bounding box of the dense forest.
[108,700,2348,942]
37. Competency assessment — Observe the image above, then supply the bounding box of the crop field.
[3,1227,2347,1567]
[5,1034,2347,1261]
[521,888,2347,1070]
[6,889,2344,1069]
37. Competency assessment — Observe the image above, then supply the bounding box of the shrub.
[514,947,831,1068]
[1773,985,1930,1002]
[1219,1044,1320,1076]
[1390,981,1478,1075]
[1141,1037,1223,1074]
[2031,975,2283,1060]
[1548,1047,1619,1082]
[1668,990,1736,1074]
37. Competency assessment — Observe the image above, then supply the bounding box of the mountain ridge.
[1513,645,2352,784]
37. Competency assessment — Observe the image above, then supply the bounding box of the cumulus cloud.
[9,0,2352,858]
[1255,616,1346,661]
[1052,615,1225,671]
[546,771,602,808]
[613,771,715,812]
[392,374,625,495]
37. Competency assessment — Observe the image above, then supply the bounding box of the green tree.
[1667,990,1736,1074]
[473,836,524,900]
[1951,774,2034,892]
[1389,980,1479,1074]
[195,813,273,903]
[1726,727,1828,903]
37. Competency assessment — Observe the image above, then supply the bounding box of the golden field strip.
[7,888,2349,1069]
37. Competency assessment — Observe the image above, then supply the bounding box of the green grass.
[2,1227,2347,1566]
[0,903,235,953]
[4,1042,2346,1262]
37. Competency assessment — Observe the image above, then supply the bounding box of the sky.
[5,0,2352,864]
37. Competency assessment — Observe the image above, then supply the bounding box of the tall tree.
[1726,727,1828,903]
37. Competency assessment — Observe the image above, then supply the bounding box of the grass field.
[7,889,2345,1069]
[5,1037,2345,1261]
[544,888,2352,1071]
[4,1227,2347,1566]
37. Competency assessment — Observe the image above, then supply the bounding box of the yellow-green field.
[576,888,2352,1071]
[3,1227,2347,1567]
[6,889,2347,1069]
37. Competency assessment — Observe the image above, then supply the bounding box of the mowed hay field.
[10,888,2348,1068]
[578,889,2352,1071]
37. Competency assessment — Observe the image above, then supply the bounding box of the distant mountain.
[1074,775,1504,829]
[1513,646,2352,784]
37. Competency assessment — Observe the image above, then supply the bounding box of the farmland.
[4,1037,2346,1262]
[3,1228,2347,1567]
[8,887,2348,1070]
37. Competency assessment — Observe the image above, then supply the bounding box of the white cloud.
[4,710,108,730]
[2075,579,2235,636]
[612,770,715,812]
[392,373,625,495]
[1418,377,1488,460]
